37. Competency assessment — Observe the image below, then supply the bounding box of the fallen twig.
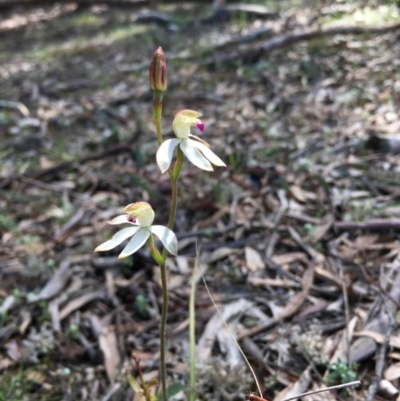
[282,381,361,401]
[366,313,396,401]
[334,218,400,232]
[0,131,141,187]
[209,22,400,64]
[0,0,211,12]
[0,99,30,116]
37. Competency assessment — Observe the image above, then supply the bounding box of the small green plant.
[38,300,51,322]
[326,359,358,386]
[303,223,315,237]
[65,323,80,339]
[0,367,27,401]
[0,214,17,232]
[134,295,151,318]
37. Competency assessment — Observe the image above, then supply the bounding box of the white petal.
[150,225,178,256]
[95,227,140,252]
[191,140,226,167]
[180,139,213,171]
[118,228,150,259]
[156,138,181,173]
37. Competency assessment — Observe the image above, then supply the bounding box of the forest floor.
[1,1,400,400]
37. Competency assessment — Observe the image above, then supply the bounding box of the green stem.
[152,92,168,401]
[152,99,184,401]
[162,148,183,260]
[153,91,163,146]
[158,147,183,401]
[189,253,199,401]
[159,261,169,401]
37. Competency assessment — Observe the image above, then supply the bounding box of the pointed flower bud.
[149,47,167,92]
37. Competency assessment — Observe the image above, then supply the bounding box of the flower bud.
[149,47,167,92]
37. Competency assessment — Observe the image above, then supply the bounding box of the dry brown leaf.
[245,246,265,271]
[350,315,391,363]
[0,295,16,313]
[19,309,31,335]
[248,277,301,289]
[354,330,400,349]
[197,298,252,363]
[275,262,314,321]
[312,214,333,243]
[272,252,307,265]
[0,357,17,371]
[287,227,324,263]
[28,257,72,303]
[339,235,378,259]
[274,367,311,401]
[202,247,238,263]
[289,185,307,203]
[388,352,400,360]
[330,316,358,364]
[314,265,342,287]
[55,204,94,243]
[216,320,243,367]
[59,289,103,321]
[99,325,121,383]
[353,234,379,250]
[384,362,400,381]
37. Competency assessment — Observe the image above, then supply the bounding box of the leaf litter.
[0,1,400,400]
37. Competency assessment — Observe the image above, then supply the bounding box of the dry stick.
[0,0,212,11]
[281,381,361,401]
[0,99,29,116]
[358,264,400,310]
[0,130,141,189]
[208,21,400,64]
[366,311,396,401]
[334,219,400,232]
[338,259,351,365]
[18,175,84,199]
[265,189,287,258]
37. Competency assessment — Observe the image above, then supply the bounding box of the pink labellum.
[196,121,204,132]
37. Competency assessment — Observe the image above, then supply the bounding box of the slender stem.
[153,93,168,401]
[189,252,199,401]
[153,103,184,401]
[158,147,183,401]
[153,92,163,146]
[162,148,183,260]
[159,261,169,401]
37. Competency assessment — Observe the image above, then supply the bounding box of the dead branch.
[334,219,400,232]
[0,0,212,12]
[0,130,141,188]
[209,22,400,64]
[366,313,396,401]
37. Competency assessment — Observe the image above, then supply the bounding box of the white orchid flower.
[156,109,226,173]
[94,202,177,259]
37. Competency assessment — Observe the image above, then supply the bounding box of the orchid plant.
[95,47,226,401]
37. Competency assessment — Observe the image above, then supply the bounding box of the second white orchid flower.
[94,202,177,259]
[156,109,226,173]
